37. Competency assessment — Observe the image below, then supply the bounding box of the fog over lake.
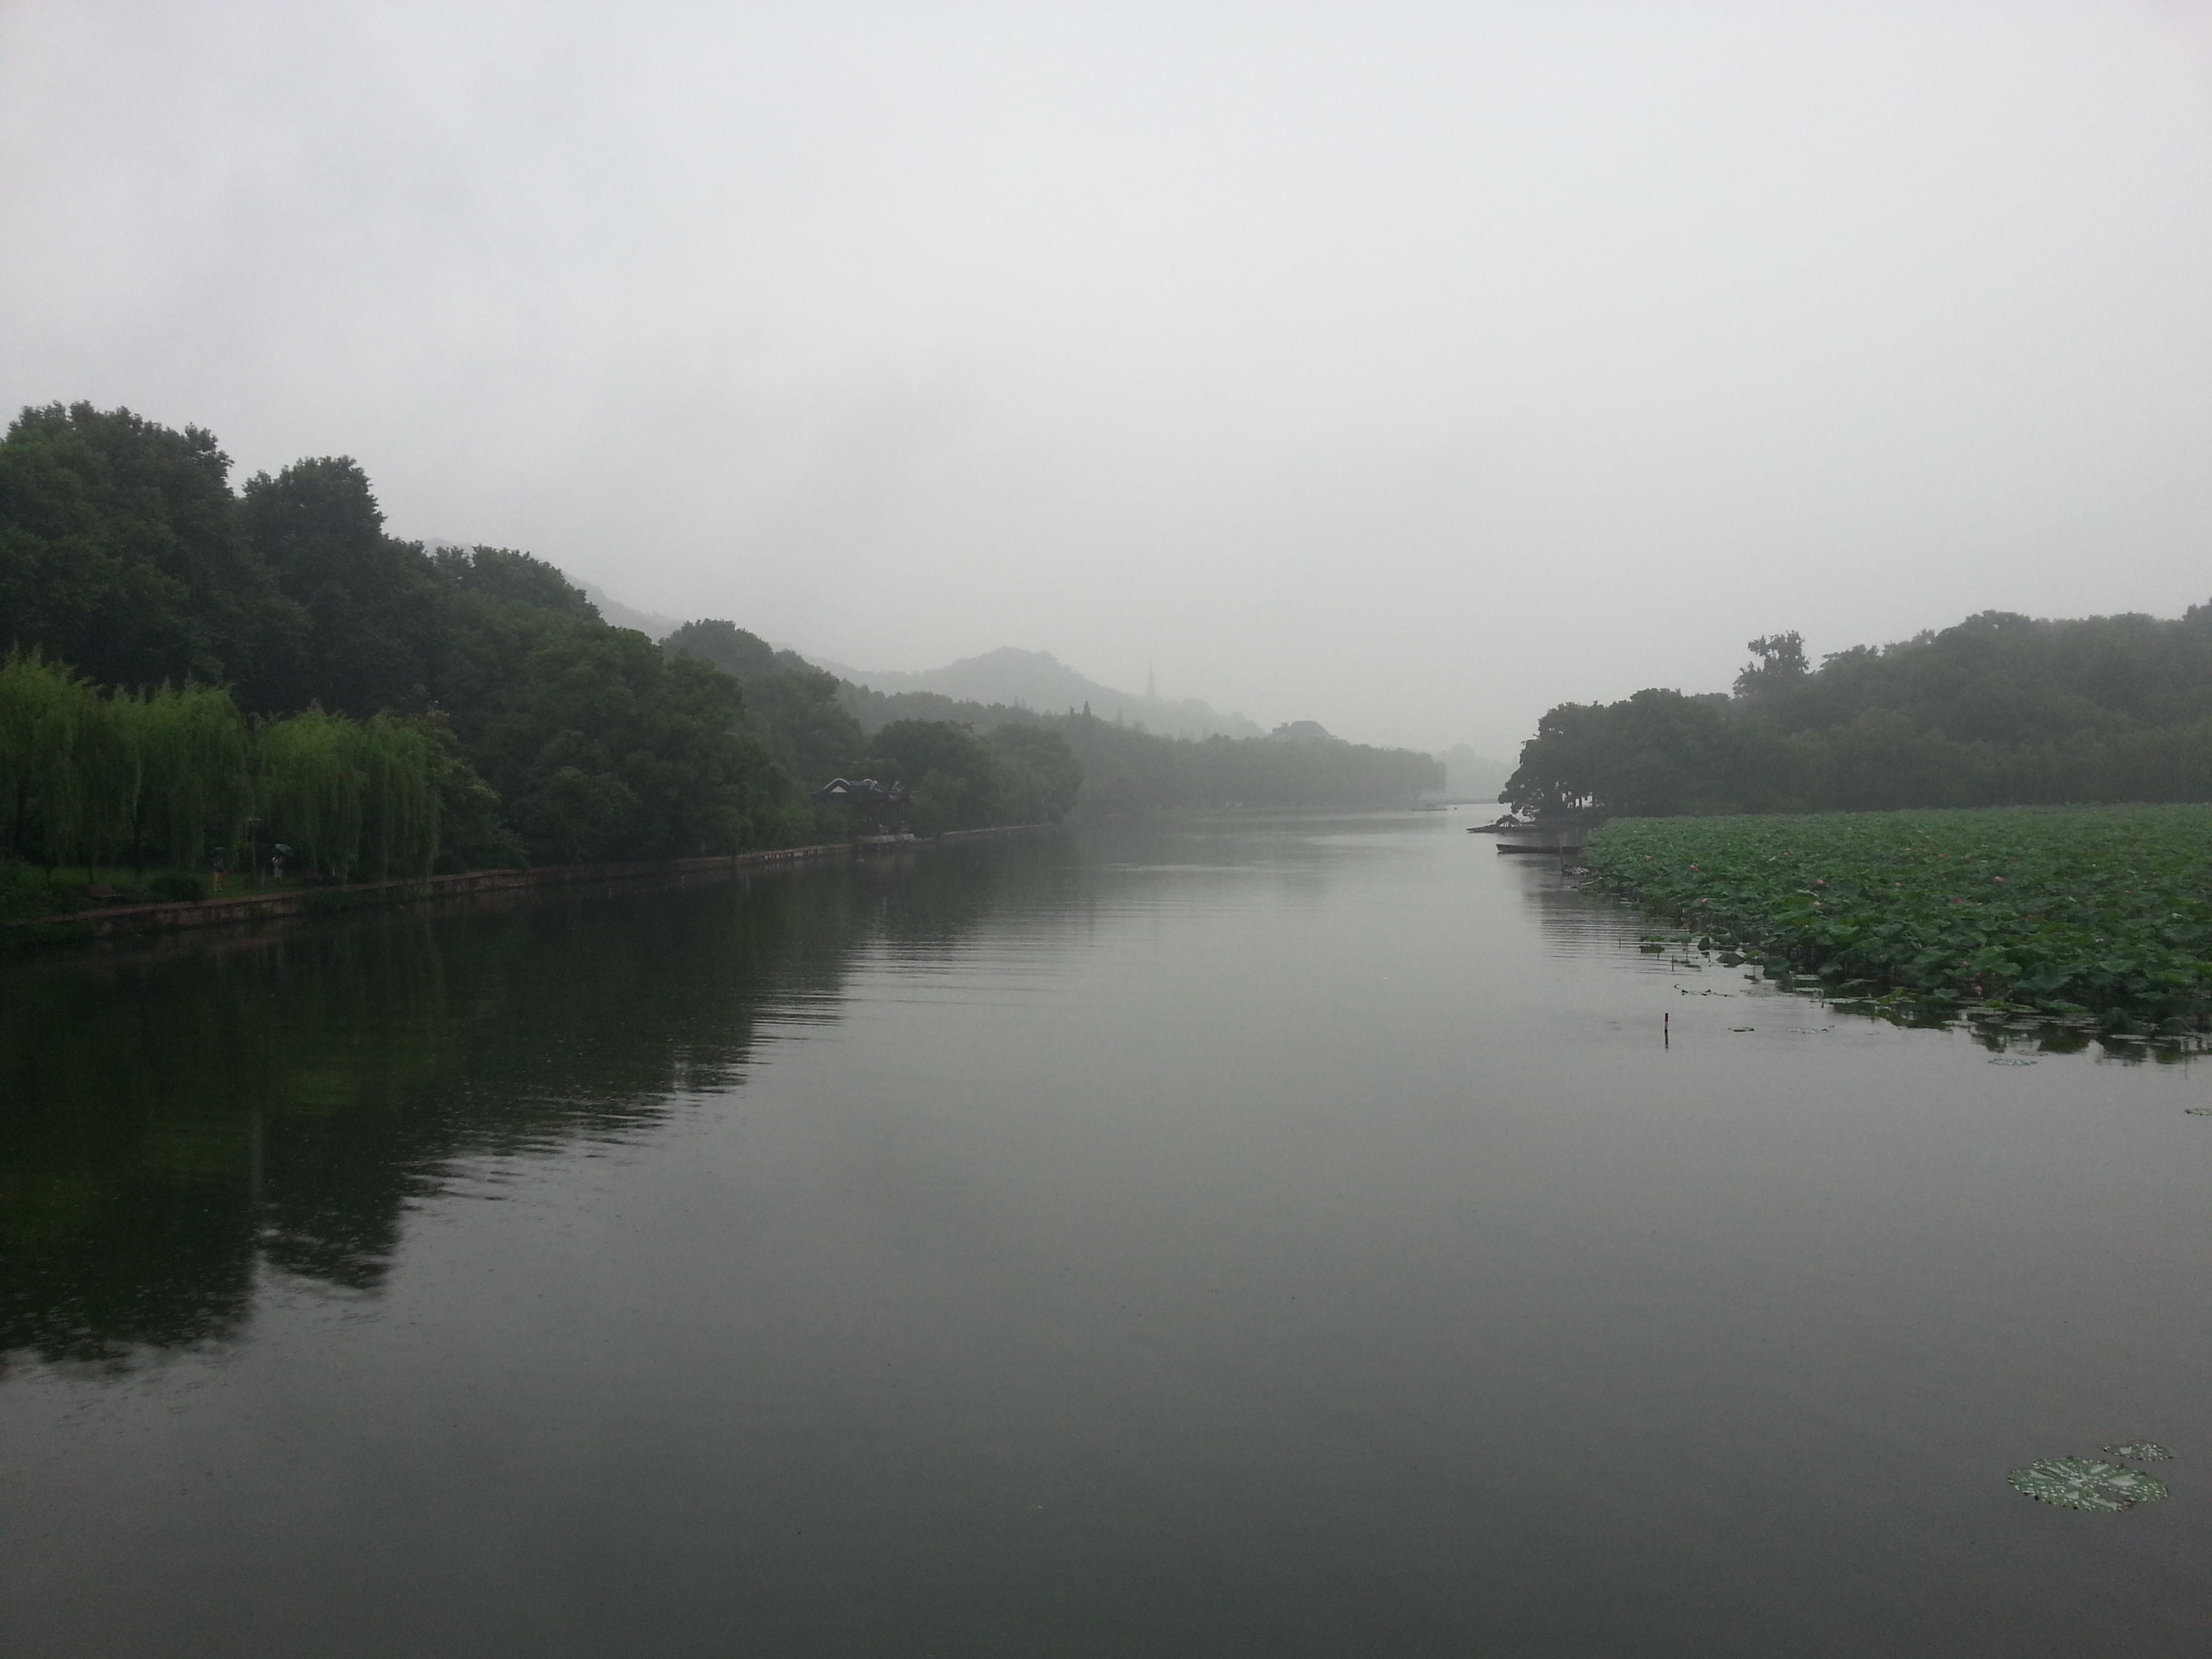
[4,1,2210,753]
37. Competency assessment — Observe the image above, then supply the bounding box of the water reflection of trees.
[0,839,1079,1371]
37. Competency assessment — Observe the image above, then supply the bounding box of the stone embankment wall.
[5,844,848,947]
[3,822,1063,949]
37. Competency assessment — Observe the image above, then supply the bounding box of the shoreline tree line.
[2,402,1439,895]
[661,618,1441,817]
[0,657,444,889]
[1504,610,2212,819]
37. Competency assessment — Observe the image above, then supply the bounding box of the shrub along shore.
[1583,805,2212,1036]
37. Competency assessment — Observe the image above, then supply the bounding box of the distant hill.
[560,589,1254,739]
[814,647,1263,739]
[576,582,680,641]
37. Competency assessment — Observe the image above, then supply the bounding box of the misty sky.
[5,1,2210,754]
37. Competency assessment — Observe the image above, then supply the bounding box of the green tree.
[866,720,1000,833]
[255,708,441,882]
[1503,689,1767,817]
[242,457,436,716]
[739,669,865,791]
[472,627,781,863]
[1505,602,2212,817]
[0,403,304,702]
[401,710,523,872]
[1734,631,1809,697]
[0,652,94,865]
[662,619,795,679]
[4,403,1103,865]
[119,682,251,874]
[663,619,864,794]
[987,724,1082,822]
[430,545,602,622]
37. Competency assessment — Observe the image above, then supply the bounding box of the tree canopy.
[1,400,1444,878]
[0,403,304,704]
[835,684,1440,812]
[0,406,813,869]
[1505,608,2212,817]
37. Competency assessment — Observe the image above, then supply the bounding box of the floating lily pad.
[2008,1458,2171,1512]
[2102,1442,2173,1462]
[2089,1467,2170,1502]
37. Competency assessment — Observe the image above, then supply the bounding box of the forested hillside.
[818,646,1264,738]
[661,623,1439,813]
[1505,610,2212,817]
[829,681,1440,810]
[2,403,1076,886]
[2,403,1429,892]
[658,620,1083,834]
[0,404,844,874]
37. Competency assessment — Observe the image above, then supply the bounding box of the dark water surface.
[3,811,2209,1656]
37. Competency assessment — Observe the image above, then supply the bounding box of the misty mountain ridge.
[550,573,1256,739]
[571,573,1494,766]
[577,581,680,641]
[808,647,1265,739]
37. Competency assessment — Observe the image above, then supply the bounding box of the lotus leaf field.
[1582,805,2212,1033]
[2005,1457,2171,1513]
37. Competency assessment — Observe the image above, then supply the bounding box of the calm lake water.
[3,811,2209,1656]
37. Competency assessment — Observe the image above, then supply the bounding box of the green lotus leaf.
[2008,1458,2169,1512]
[2093,1467,2171,1502]
[1581,806,2212,1039]
[2102,1442,2174,1462]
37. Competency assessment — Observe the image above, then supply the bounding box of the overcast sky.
[4,1,2209,752]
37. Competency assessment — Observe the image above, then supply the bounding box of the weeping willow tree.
[62,686,140,875]
[130,684,253,874]
[1,653,438,883]
[55,684,256,876]
[351,714,440,880]
[1,655,255,874]
[0,653,96,867]
[255,708,438,882]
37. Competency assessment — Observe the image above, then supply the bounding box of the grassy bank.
[1584,804,2212,1033]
